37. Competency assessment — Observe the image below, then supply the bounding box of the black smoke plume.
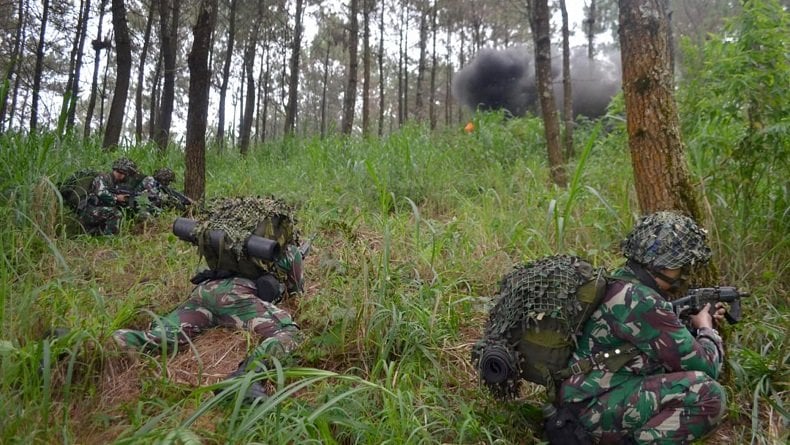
[452,46,622,118]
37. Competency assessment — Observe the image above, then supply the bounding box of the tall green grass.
[0,100,787,444]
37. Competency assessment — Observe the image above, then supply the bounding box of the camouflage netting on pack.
[472,255,606,400]
[621,211,711,270]
[192,196,300,279]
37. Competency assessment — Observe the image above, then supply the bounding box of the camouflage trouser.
[568,371,726,444]
[113,278,301,359]
[80,204,122,235]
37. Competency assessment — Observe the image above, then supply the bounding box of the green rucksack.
[173,196,301,282]
[471,255,608,400]
[58,169,99,213]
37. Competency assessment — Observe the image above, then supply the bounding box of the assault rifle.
[672,286,749,325]
[161,185,193,209]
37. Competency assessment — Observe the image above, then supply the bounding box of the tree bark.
[85,0,109,138]
[185,0,217,201]
[361,0,371,136]
[414,3,428,121]
[529,0,567,187]
[377,0,385,136]
[60,0,86,132]
[618,0,701,217]
[239,36,258,155]
[284,0,304,136]
[560,0,574,159]
[155,0,181,152]
[30,0,51,131]
[341,0,359,134]
[428,0,438,129]
[586,0,596,59]
[0,0,26,132]
[66,0,91,131]
[134,0,155,142]
[320,36,330,138]
[148,50,162,140]
[103,0,132,150]
[217,0,237,151]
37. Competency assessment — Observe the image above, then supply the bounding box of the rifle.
[671,286,750,325]
[161,185,193,208]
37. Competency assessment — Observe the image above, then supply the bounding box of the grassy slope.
[0,116,787,444]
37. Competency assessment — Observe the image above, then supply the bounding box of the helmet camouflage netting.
[153,167,176,186]
[621,211,711,270]
[112,157,139,175]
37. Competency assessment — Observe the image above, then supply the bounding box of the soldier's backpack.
[58,169,100,213]
[471,255,609,401]
[173,196,302,295]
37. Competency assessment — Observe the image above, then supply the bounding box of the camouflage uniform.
[113,277,301,359]
[135,168,189,214]
[559,269,726,444]
[80,158,139,235]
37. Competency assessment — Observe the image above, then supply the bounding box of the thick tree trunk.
[618,0,701,217]
[30,0,51,131]
[85,0,109,138]
[0,0,26,132]
[560,0,574,159]
[341,0,359,134]
[103,0,132,150]
[134,1,155,142]
[66,0,91,131]
[185,0,217,201]
[529,0,567,187]
[155,0,181,152]
[284,0,304,136]
[217,0,237,151]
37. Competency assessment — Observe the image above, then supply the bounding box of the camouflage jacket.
[90,172,125,206]
[560,267,724,403]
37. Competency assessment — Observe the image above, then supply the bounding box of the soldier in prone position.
[79,157,139,235]
[558,211,728,444]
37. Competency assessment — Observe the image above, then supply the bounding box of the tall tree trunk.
[185,0,217,201]
[377,0,385,136]
[586,0,596,59]
[85,0,109,138]
[155,0,181,152]
[262,45,271,143]
[67,0,91,130]
[529,0,567,187]
[560,0,574,159]
[217,0,237,151]
[320,38,330,139]
[445,26,452,127]
[341,0,359,134]
[239,36,258,155]
[103,0,132,150]
[414,4,427,121]
[148,50,162,139]
[361,0,371,136]
[284,0,304,136]
[134,0,155,142]
[60,0,86,132]
[30,0,51,131]
[397,5,404,125]
[618,0,701,217]
[0,0,26,132]
[99,38,112,132]
[428,0,438,129]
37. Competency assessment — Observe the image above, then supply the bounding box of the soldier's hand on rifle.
[712,302,727,326]
[689,303,714,330]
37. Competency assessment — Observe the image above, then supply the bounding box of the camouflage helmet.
[621,211,712,270]
[153,167,176,186]
[112,157,139,175]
